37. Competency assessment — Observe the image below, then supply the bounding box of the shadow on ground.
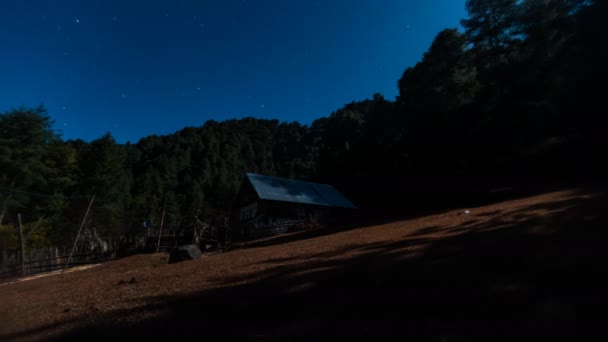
[236,183,587,251]
[8,188,608,340]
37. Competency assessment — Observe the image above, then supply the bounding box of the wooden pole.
[156,198,167,253]
[62,194,95,274]
[0,177,16,226]
[223,216,229,247]
[17,213,25,277]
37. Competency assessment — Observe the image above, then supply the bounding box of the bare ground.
[1,187,606,340]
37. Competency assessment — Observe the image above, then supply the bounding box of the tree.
[0,106,58,226]
[77,133,131,237]
[398,29,477,113]
[461,0,520,52]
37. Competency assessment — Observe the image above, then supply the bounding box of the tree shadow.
[10,188,607,340]
[236,185,591,251]
[475,209,503,217]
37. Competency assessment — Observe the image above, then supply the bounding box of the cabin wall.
[233,201,334,240]
[239,202,257,222]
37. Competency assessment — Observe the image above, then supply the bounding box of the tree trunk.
[0,178,16,226]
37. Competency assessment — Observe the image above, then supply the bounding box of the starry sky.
[0,0,466,143]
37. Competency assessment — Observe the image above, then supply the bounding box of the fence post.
[1,248,7,273]
[55,247,59,270]
[17,213,26,277]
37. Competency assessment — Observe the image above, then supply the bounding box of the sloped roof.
[245,173,356,209]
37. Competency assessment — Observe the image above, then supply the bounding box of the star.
[121,94,127,99]
[75,19,80,23]
[63,122,68,126]
[261,104,265,108]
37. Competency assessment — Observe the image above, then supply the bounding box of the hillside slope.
[1,187,606,340]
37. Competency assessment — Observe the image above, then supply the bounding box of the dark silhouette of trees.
[0,0,605,248]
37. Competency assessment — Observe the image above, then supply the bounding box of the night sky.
[1,0,466,143]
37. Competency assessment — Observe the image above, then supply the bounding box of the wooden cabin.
[233,173,356,240]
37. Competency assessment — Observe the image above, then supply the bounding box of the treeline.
[1,0,606,250]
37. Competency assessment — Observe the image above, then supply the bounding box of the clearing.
[1,187,606,340]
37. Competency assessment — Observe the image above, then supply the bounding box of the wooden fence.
[145,235,179,252]
[0,247,115,279]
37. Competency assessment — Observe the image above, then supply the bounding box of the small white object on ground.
[464,210,470,214]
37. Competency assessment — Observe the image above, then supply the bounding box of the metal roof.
[245,173,356,209]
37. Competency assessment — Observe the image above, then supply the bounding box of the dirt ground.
[1,187,606,340]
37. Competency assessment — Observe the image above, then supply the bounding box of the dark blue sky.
[1,0,466,143]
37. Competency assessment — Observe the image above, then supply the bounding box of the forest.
[1,0,606,253]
